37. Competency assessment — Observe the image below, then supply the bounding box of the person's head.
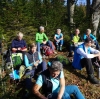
[39,26,44,33]
[30,43,37,52]
[57,29,61,34]
[48,61,63,78]
[17,32,23,40]
[84,37,94,47]
[86,29,91,36]
[75,29,80,35]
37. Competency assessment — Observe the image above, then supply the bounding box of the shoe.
[60,45,62,51]
[56,45,59,51]
[88,74,100,84]
[93,62,100,68]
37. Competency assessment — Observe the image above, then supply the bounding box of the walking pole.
[9,48,15,80]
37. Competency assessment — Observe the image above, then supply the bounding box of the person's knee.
[47,40,51,44]
[72,85,79,90]
[41,61,47,69]
[37,42,40,45]
[62,92,71,99]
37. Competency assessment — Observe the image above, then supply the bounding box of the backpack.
[42,46,53,56]
[11,53,23,67]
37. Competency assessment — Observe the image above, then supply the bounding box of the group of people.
[69,28,100,84]
[4,26,100,99]
[70,28,100,54]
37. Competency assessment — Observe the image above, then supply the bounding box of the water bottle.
[97,67,100,79]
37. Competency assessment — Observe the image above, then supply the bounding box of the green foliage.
[56,55,69,65]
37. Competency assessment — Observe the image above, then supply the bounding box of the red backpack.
[42,46,53,56]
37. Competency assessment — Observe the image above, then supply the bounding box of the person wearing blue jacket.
[83,29,100,50]
[72,37,100,84]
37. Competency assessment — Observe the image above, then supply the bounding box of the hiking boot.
[93,62,100,68]
[56,45,59,51]
[88,74,100,84]
[60,45,62,51]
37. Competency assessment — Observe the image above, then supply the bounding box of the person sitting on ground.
[83,29,100,50]
[54,29,63,51]
[33,61,85,99]
[36,26,56,54]
[72,37,100,84]
[23,43,47,78]
[6,32,27,65]
[69,29,82,56]
[11,32,27,53]
[20,43,47,91]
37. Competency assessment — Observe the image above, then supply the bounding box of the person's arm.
[90,34,96,41]
[36,33,40,42]
[43,33,48,42]
[54,34,57,41]
[33,84,47,99]
[57,71,65,99]
[77,48,100,58]
[33,75,48,99]
[11,40,17,51]
[57,78,65,99]
[83,34,87,40]
[59,34,63,40]
[21,47,27,51]
[24,55,34,67]
[38,52,42,63]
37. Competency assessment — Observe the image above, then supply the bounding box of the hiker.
[83,29,100,50]
[22,43,47,90]
[6,32,27,64]
[23,43,47,77]
[72,37,100,84]
[33,61,85,99]
[54,29,63,51]
[11,32,27,53]
[36,26,56,53]
[69,29,82,56]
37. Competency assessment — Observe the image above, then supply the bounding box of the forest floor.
[0,49,100,99]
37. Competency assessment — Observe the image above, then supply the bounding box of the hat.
[84,37,94,43]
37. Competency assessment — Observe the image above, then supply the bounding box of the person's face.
[75,29,80,35]
[40,29,44,33]
[31,46,37,52]
[57,30,61,34]
[86,41,92,47]
[86,30,90,35]
[50,70,61,78]
[17,36,23,40]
